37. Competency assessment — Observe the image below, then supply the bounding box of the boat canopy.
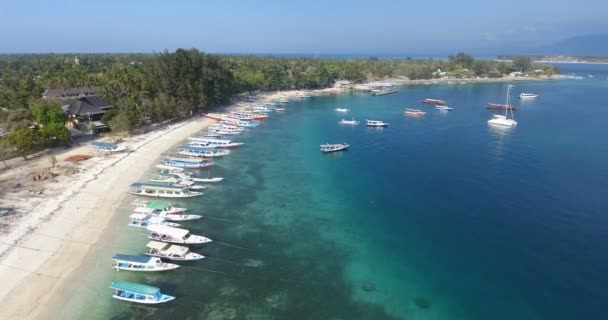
[91,141,118,149]
[146,241,170,250]
[129,183,184,191]
[146,202,169,210]
[110,281,160,296]
[147,225,189,238]
[112,254,154,264]
[165,245,189,255]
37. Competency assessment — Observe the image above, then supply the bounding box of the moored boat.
[111,254,179,272]
[435,105,454,111]
[129,183,203,198]
[110,281,175,304]
[128,213,181,228]
[335,108,349,112]
[131,202,202,221]
[339,118,359,125]
[162,157,213,169]
[187,137,244,149]
[145,241,205,261]
[519,93,538,99]
[320,143,349,153]
[366,119,389,127]
[177,146,230,158]
[487,103,517,111]
[404,108,426,116]
[421,98,446,106]
[147,225,212,244]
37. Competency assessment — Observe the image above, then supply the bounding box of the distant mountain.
[535,34,608,56]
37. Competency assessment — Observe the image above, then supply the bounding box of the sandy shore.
[0,116,215,319]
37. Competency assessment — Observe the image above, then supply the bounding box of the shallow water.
[65,63,608,320]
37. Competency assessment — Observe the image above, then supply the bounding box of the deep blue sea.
[63,63,608,320]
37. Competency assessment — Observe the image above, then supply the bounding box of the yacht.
[488,85,518,127]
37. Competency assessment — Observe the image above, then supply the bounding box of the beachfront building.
[64,96,114,132]
[42,86,100,100]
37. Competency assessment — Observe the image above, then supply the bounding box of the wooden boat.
[219,118,259,128]
[177,146,230,158]
[320,143,349,153]
[111,254,179,272]
[131,201,202,221]
[366,119,389,127]
[91,142,125,153]
[129,183,203,198]
[339,119,359,125]
[421,99,446,106]
[147,225,212,244]
[129,213,180,228]
[487,103,517,111]
[230,111,268,121]
[404,108,426,116]
[187,137,244,149]
[145,241,205,261]
[162,157,213,169]
[149,174,206,190]
[110,281,175,304]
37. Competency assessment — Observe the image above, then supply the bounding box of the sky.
[0,0,606,55]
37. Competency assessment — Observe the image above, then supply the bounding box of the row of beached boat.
[111,101,280,304]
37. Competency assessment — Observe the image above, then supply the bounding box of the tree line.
[0,50,558,160]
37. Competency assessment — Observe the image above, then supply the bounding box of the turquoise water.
[68,64,608,319]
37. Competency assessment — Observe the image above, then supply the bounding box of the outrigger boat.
[177,146,230,158]
[422,98,446,106]
[219,118,259,128]
[112,254,179,272]
[155,165,221,183]
[147,225,212,244]
[110,281,175,304]
[129,183,203,198]
[162,157,213,169]
[320,143,350,153]
[188,137,244,149]
[149,174,206,190]
[91,142,125,153]
[404,108,426,116]
[132,204,202,222]
[339,118,359,125]
[145,241,205,261]
[128,213,181,228]
[366,119,389,127]
[230,112,268,121]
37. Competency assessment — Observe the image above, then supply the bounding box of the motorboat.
[111,254,179,272]
[147,225,212,244]
[339,119,359,125]
[519,93,538,99]
[435,105,453,111]
[146,241,205,261]
[128,213,181,228]
[320,143,349,153]
[366,119,389,127]
[404,108,426,116]
[110,281,175,304]
[335,108,349,112]
[129,183,203,198]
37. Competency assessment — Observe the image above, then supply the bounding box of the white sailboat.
[488,85,518,127]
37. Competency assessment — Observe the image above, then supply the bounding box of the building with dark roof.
[42,86,100,100]
[65,96,114,132]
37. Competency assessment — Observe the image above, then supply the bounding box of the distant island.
[497,55,608,64]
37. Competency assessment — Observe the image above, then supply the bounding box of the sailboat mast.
[508,85,515,120]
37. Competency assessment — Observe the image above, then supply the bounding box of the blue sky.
[0,0,606,54]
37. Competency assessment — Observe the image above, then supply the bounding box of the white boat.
[110,281,175,304]
[147,225,212,244]
[177,146,230,158]
[146,241,205,261]
[128,213,181,228]
[129,183,203,198]
[188,137,244,149]
[320,143,349,153]
[519,93,538,99]
[149,174,206,190]
[339,119,359,125]
[366,119,389,127]
[131,202,202,222]
[489,85,518,127]
[112,254,179,272]
[435,105,454,111]
[335,108,349,112]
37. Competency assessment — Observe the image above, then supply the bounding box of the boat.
[487,103,517,111]
[132,201,187,215]
[230,112,268,121]
[274,107,286,112]
[320,143,349,153]
[404,108,426,116]
[193,169,224,183]
[199,132,222,138]
[519,93,538,99]
[488,85,518,127]
[129,183,203,198]
[371,87,399,96]
[91,142,125,153]
[421,99,446,106]
[162,157,213,169]
[149,174,206,190]
[177,146,230,158]
[335,108,349,112]
[366,119,389,127]
[339,118,359,125]
[219,118,259,128]
[147,225,212,244]
[110,281,175,304]
[435,105,454,111]
[111,254,179,272]
[187,137,244,149]
[128,213,181,228]
[145,241,205,261]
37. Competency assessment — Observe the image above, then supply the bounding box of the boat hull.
[112,294,175,304]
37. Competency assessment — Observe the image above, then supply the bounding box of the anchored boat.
[177,146,229,158]
[128,213,180,228]
[404,108,426,116]
[422,98,446,106]
[339,118,359,125]
[129,183,203,198]
[147,225,212,244]
[320,143,350,153]
[110,281,175,304]
[111,254,179,272]
[146,241,205,261]
[366,119,389,127]
[132,202,202,221]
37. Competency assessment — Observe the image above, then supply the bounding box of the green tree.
[30,100,66,126]
[108,108,137,134]
[4,128,45,160]
[512,56,533,72]
[40,122,71,147]
[449,52,475,69]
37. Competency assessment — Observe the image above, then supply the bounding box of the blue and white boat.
[129,183,203,198]
[91,141,125,153]
[128,213,181,228]
[177,146,230,158]
[110,281,176,304]
[111,254,179,272]
[163,157,213,169]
